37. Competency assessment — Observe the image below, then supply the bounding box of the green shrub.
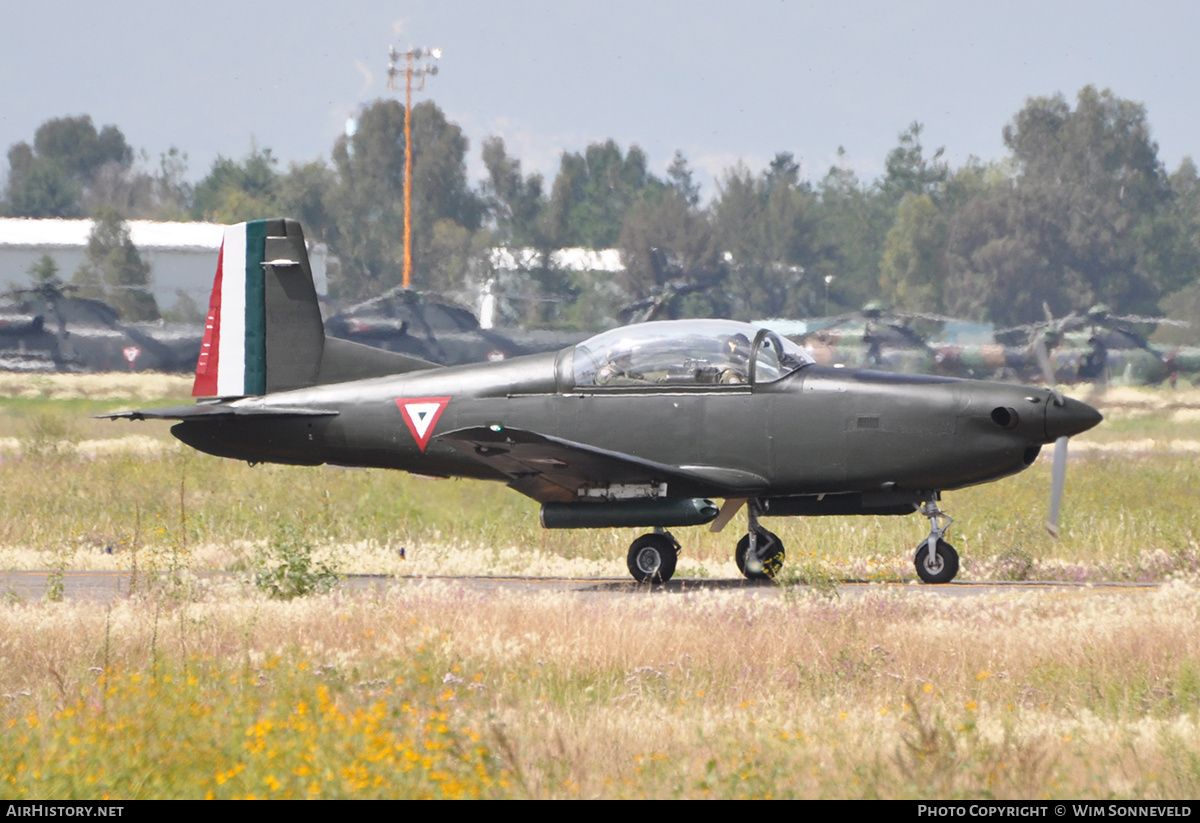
[252,524,341,600]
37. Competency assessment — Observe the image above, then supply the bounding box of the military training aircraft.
[105,219,1103,584]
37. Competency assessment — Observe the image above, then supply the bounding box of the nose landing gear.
[914,498,959,583]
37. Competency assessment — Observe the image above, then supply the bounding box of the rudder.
[193,219,323,397]
[193,219,437,398]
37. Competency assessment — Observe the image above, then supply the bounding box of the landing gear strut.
[914,497,959,584]
[736,501,785,580]
[627,529,680,583]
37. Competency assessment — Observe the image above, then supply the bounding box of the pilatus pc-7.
[106,220,1102,584]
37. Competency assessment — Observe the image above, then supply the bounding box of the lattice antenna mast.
[387,45,441,289]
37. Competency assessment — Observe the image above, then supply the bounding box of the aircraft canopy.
[573,320,813,388]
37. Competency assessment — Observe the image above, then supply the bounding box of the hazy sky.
[2,1,1197,199]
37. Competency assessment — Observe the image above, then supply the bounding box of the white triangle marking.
[403,403,442,440]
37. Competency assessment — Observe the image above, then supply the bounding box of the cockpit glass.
[573,320,812,388]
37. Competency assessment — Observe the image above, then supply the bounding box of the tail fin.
[193,219,434,398]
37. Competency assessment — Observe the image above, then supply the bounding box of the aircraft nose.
[1045,395,1103,440]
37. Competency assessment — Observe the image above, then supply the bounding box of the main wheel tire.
[735,529,785,580]
[627,533,678,583]
[914,538,959,584]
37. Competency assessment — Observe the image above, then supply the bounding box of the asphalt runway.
[0,569,1163,604]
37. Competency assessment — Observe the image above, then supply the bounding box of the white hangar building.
[0,218,329,307]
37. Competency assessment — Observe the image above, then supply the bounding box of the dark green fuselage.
[172,346,1095,504]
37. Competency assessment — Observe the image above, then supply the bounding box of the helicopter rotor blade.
[1109,314,1191,328]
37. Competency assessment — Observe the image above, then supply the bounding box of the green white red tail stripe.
[192,221,269,397]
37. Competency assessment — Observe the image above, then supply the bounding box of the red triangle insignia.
[396,396,451,452]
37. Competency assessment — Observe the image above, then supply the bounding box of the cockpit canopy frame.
[570,320,812,391]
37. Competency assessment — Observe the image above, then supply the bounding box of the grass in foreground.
[1,427,1196,582]
[2,582,1199,798]
[2,378,1200,799]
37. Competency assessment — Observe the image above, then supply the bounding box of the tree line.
[4,86,1200,335]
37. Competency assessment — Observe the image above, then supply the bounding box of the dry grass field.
[0,373,1198,798]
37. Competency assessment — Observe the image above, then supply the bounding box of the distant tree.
[666,150,701,208]
[325,100,407,297]
[809,149,892,314]
[879,122,948,205]
[148,147,194,221]
[480,136,546,246]
[27,254,59,286]
[2,115,135,218]
[879,193,948,312]
[275,160,337,243]
[408,102,483,238]
[544,140,664,248]
[878,153,993,315]
[421,218,493,295]
[1143,157,1200,337]
[72,207,158,321]
[32,116,132,180]
[323,99,482,298]
[3,152,81,218]
[711,157,820,319]
[765,151,801,193]
[191,143,280,222]
[1004,87,1166,213]
[872,125,955,313]
[945,86,1170,325]
[617,186,722,308]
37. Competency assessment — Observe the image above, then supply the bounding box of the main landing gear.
[625,500,791,584]
[624,496,959,585]
[736,500,785,580]
[914,497,959,584]
[626,529,680,583]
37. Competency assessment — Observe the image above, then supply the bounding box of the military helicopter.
[795,303,960,374]
[1,279,201,373]
[105,220,1102,585]
[0,307,62,371]
[324,287,527,366]
[993,305,1186,387]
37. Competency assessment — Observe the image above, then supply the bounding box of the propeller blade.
[1033,335,1065,406]
[709,497,748,533]
[1046,435,1069,538]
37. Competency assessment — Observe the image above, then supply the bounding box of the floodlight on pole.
[387,44,441,289]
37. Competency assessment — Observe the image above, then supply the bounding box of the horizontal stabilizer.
[99,405,338,421]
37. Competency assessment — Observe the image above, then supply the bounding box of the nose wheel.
[914,538,958,583]
[914,498,959,583]
[627,531,679,583]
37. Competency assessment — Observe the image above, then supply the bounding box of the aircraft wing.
[436,425,767,503]
[99,405,339,421]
